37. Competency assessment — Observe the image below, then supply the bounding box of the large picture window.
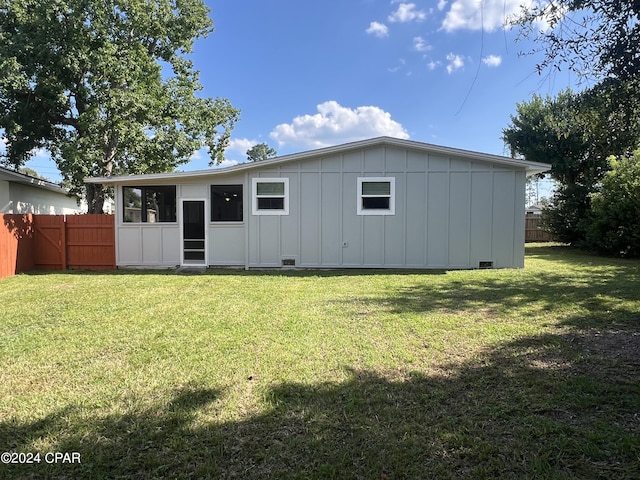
[357,177,395,215]
[252,178,289,215]
[211,184,243,222]
[123,186,176,223]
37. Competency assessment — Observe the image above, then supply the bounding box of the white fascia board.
[84,136,551,184]
[0,167,73,195]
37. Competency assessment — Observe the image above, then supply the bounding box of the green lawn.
[1,244,639,479]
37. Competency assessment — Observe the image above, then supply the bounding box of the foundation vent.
[478,261,494,269]
[282,258,296,266]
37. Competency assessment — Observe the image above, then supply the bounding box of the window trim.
[357,177,395,216]
[252,177,289,215]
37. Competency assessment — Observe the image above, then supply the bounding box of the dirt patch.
[571,330,639,359]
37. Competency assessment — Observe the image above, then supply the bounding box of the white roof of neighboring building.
[0,165,72,195]
[84,136,551,185]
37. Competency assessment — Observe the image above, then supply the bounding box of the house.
[525,204,545,216]
[84,137,549,270]
[0,166,82,214]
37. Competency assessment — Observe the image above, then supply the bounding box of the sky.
[20,0,574,195]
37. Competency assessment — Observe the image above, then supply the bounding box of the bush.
[585,152,640,257]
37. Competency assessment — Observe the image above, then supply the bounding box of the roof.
[0,165,72,195]
[84,136,551,185]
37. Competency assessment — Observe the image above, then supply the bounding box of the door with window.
[181,200,206,265]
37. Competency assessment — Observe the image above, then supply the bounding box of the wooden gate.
[65,214,115,270]
[33,215,66,270]
[9,214,116,273]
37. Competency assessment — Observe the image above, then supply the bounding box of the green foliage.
[246,142,277,162]
[503,81,640,244]
[585,152,640,257]
[510,0,640,82]
[18,167,51,182]
[0,0,239,212]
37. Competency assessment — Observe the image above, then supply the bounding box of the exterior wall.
[111,145,527,269]
[0,181,9,212]
[246,146,526,269]
[1,182,81,214]
[114,177,246,267]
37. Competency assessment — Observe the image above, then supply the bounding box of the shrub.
[585,152,640,257]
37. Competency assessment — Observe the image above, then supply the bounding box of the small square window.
[211,185,243,222]
[357,177,395,215]
[252,178,289,215]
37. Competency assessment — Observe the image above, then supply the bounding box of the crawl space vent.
[478,261,494,269]
[282,258,296,266]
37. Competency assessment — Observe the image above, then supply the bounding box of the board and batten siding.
[114,181,247,267]
[247,146,525,269]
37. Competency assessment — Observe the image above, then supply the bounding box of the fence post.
[61,214,67,270]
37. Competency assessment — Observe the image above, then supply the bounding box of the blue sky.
[22,0,576,186]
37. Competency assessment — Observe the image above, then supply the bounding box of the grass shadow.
[347,261,640,332]
[1,332,638,479]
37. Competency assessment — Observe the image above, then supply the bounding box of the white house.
[85,137,549,270]
[0,166,82,214]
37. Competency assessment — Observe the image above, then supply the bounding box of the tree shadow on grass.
[354,264,640,332]
[1,333,638,480]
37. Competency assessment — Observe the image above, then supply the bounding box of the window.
[211,185,243,222]
[123,186,176,223]
[252,178,289,215]
[357,177,395,215]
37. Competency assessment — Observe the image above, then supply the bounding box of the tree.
[246,143,277,162]
[0,0,240,213]
[586,152,640,257]
[510,0,640,82]
[503,85,640,244]
[18,167,51,182]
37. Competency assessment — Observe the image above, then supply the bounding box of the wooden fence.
[1,214,115,279]
[525,214,553,242]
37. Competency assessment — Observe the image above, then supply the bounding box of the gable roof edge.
[84,136,550,184]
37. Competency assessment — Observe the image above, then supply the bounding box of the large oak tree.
[0,0,239,212]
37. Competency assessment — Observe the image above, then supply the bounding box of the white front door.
[180,199,207,266]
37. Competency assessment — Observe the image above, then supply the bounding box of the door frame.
[179,198,208,267]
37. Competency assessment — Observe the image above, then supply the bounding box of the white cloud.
[215,159,239,169]
[388,58,406,73]
[226,138,258,156]
[366,21,389,38]
[413,36,431,52]
[482,54,502,67]
[270,101,409,149]
[446,53,464,73]
[389,3,427,23]
[427,60,441,70]
[437,0,447,11]
[442,0,536,32]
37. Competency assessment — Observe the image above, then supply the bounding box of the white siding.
[244,146,527,269]
[112,144,529,269]
[117,226,179,266]
[2,182,81,214]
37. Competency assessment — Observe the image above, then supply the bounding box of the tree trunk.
[85,138,117,214]
[86,183,106,214]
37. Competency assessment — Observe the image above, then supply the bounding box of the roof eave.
[83,136,551,184]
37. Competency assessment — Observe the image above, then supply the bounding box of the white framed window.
[357,177,395,215]
[252,177,289,215]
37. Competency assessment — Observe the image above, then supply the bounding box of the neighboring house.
[0,166,81,214]
[85,137,549,270]
[525,204,544,216]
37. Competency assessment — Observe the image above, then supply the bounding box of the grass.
[0,244,639,479]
